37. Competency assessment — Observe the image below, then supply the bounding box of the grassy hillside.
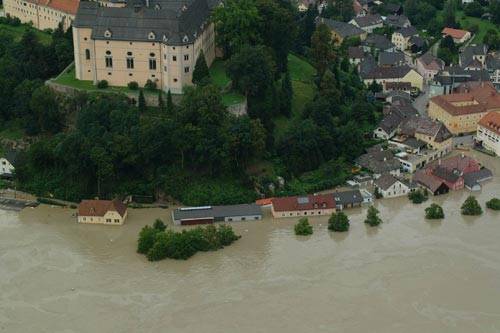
[0,23,52,45]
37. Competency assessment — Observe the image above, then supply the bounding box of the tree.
[368,80,382,93]
[443,0,459,29]
[464,1,484,17]
[310,23,336,75]
[461,196,483,216]
[328,212,350,232]
[483,29,500,51]
[153,218,166,231]
[166,89,174,113]
[280,70,292,117]
[294,217,313,235]
[486,198,500,211]
[138,89,146,111]
[158,90,165,111]
[296,4,319,54]
[408,189,428,204]
[491,0,500,25]
[137,225,159,254]
[425,203,445,219]
[364,206,382,226]
[29,86,63,135]
[213,0,262,57]
[192,50,210,85]
[227,44,276,97]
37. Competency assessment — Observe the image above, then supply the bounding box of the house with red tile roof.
[442,28,471,44]
[477,111,500,156]
[271,194,336,218]
[3,0,79,31]
[77,199,128,225]
[428,82,500,134]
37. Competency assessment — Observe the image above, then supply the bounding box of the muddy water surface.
[1,152,500,333]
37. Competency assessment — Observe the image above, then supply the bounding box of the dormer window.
[104,29,112,38]
[183,35,189,43]
[148,31,156,40]
[163,35,168,42]
[154,3,161,10]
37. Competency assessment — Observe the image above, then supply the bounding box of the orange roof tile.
[28,0,80,15]
[78,199,127,217]
[479,112,500,136]
[442,27,469,39]
[272,194,336,212]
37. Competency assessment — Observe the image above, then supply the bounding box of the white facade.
[376,179,411,198]
[0,158,15,176]
[78,210,127,225]
[477,125,500,156]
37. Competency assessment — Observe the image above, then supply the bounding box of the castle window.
[105,56,113,68]
[149,59,157,70]
[127,57,134,69]
[184,66,189,73]
[172,55,177,61]
[184,54,189,61]
[85,49,90,60]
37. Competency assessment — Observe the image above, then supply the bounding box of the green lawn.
[0,123,25,156]
[274,54,317,138]
[456,11,499,43]
[222,92,245,106]
[0,23,52,45]
[209,59,231,89]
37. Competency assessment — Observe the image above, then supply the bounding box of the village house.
[378,51,405,67]
[416,53,445,82]
[72,0,216,94]
[362,65,423,90]
[271,193,336,218]
[172,204,262,225]
[384,14,410,29]
[348,46,365,65]
[374,174,415,198]
[463,168,493,191]
[333,190,364,210]
[0,150,17,178]
[356,147,401,178]
[442,27,471,44]
[399,116,453,153]
[77,199,128,225]
[349,14,383,33]
[3,0,79,31]
[428,81,500,135]
[361,34,396,53]
[384,4,403,15]
[459,44,489,70]
[413,171,450,196]
[318,18,367,45]
[374,104,418,139]
[476,111,500,156]
[429,67,491,97]
[486,53,500,90]
[391,26,418,51]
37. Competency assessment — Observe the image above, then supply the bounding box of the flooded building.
[172,204,263,225]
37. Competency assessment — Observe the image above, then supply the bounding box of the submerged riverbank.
[1,151,500,332]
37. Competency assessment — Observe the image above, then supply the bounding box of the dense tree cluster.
[0,22,73,133]
[328,212,350,232]
[321,0,354,22]
[408,189,428,204]
[364,206,382,226]
[461,196,483,216]
[425,204,445,219]
[137,222,241,261]
[17,85,266,203]
[486,198,500,211]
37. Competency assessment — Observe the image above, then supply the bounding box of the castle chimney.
[145,0,150,7]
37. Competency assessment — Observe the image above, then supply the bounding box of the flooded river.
[1,151,500,332]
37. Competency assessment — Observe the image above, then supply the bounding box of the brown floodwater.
[1,151,500,333]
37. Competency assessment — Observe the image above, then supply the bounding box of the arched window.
[85,49,90,60]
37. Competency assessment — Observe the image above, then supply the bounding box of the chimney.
[461,153,465,159]
[145,0,150,7]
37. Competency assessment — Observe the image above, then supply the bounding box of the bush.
[328,212,350,232]
[364,206,382,226]
[461,196,483,216]
[486,198,500,211]
[408,189,428,204]
[144,79,157,90]
[97,80,108,89]
[153,218,166,231]
[425,203,444,219]
[137,225,159,254]
[294,218,313,236]
[128,81,139,90]
[139,222,241,261]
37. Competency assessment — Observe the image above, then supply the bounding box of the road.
[412,84,430,116]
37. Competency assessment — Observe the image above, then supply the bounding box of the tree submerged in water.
[137,222,241,261]
[328,212,350,232]
[425,203,444,220]
[486,198,500,211]
[364,206,382,227]
[461,196,483,216]
[294,217,313,236]
[408,189,428,204]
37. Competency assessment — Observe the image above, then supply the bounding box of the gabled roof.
[460,44,488,68]
[464,168,493,188]
[363,65,413,80]
[272,194,336,212]
[378,51,405,66]
[27,0,80,15]
[78,199,127,217]
[356,149,401,174]
[348,46,365,59]
[318,18,366,39]
[478,111,500,136]
[362,34,394,50]
[384,14,409,28]
[351,14,383,28]
[374,173,404,191]
[442,27,469,40]
[333,190,364,205]
[413,170,448,192]
[395,26,418,38]
[3,150,19,167]
[400,116,452,143]
[418,53,445,71]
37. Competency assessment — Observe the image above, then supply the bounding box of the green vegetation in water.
[364,206,382,226]
[461,196,483,216]
[328,212,350,232]
[425,203,445,220]
[408,189,428,204]
[137,221,241,261]
[294,217,313,236]
[486,198,500,211]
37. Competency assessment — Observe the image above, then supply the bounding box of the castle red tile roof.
[27,0,80,15]
[442,27,469,40]
[478,112,500,136]
[272,194,336,212]
[78,199,127,217]
[430,82,500,116]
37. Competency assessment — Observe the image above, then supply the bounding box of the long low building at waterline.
[77,199,128,225]
[172,204,263,226]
